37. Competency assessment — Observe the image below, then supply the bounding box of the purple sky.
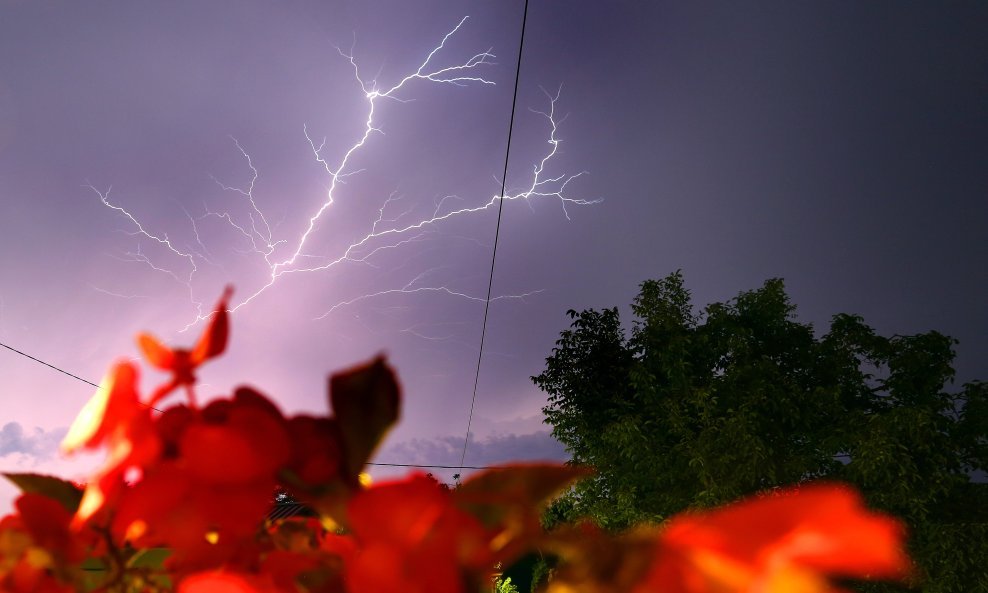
[2,1,986,512]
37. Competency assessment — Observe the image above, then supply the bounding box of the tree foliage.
[535,271,988,591]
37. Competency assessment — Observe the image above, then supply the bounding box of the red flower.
[178,570,279,593]
[12,495,85,564]
[110,389,291,572]
[60,361,160,526]
[259,519,353,593]
[280,357,400,523]
[639,483,910,593]
[0,495,83,593]
[345,473,492,593]
[284,415,343,488]
[138,286,232,406]
[180,387,292,485]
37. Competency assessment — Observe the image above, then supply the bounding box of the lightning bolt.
[88,285,149,300]
[91,185,207,321]
[93,16,598,333]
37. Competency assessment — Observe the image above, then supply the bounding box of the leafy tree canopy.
[534,271,987,591]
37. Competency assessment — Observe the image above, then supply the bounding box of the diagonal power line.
[1,340,100,388]
[1,340,164,413]
[1,339,501,470]
[459,0,532,471]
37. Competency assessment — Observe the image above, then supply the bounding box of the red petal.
[138,333,176,370]
[74,469,126,528]
[648,483,910,592]
[348,474,449,547]
[347,473,491,571]
[191,286,233,365]
[346,544,407,593]
[179,571,274,593]
[260,550,324,592]
[286,415,342,486]
[62,362,140,453]
[155,404,196,454]
[15,493,80,560]
[181,391,290,484]
[180,424,258,484]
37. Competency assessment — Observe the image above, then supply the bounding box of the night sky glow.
[1,2,986,513]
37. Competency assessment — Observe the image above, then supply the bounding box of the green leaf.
[79,557,110,593]
[127,547,171,569]
[80,557,108,571]
[3,472,83,513]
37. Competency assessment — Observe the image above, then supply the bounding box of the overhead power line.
[366,462,506,470]
[460,0,531,471]
[1,340,100,388]
[1,339,506,471]
[1,340,164,413]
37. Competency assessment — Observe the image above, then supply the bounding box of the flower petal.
[190,286,232,365]
[179,571,275,593]
[644,483,910,593]
[62,362,140,453]
[138,334,176,370]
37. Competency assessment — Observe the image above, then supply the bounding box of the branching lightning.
[91,185,206,321]
[92,16,597,333]
[88,285,149,300]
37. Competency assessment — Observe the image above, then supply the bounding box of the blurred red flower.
[110,389,291,572]
[138,286,232,406]
[178,570,279,593]
[0,494,84,593]
[60,361,159,527]
[639,483,909,593]
[345,473,492,593]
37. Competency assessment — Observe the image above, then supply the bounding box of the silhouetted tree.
[535,271,987,591]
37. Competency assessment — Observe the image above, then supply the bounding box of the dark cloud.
[0,422,65,460]
[379,430,568,468]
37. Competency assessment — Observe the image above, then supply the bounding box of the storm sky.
[1,1,986,512]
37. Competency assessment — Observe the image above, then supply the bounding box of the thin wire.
[459,0,531,470]
[1,339,506,470]
[1,340,100,388]
[367,462,506,470]
[1,340,164,413]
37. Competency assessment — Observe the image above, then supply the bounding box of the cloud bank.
[379,429,569,468]
[0,422,66,463]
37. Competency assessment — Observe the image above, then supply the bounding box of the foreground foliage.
[535,271,987,591]
[1,290,912,592]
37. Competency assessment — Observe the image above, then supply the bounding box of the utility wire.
[366,462,506,470]
[1,339,505,470]
[1,340,100,388]
[459,0,531,471]
[1,340,158,414]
